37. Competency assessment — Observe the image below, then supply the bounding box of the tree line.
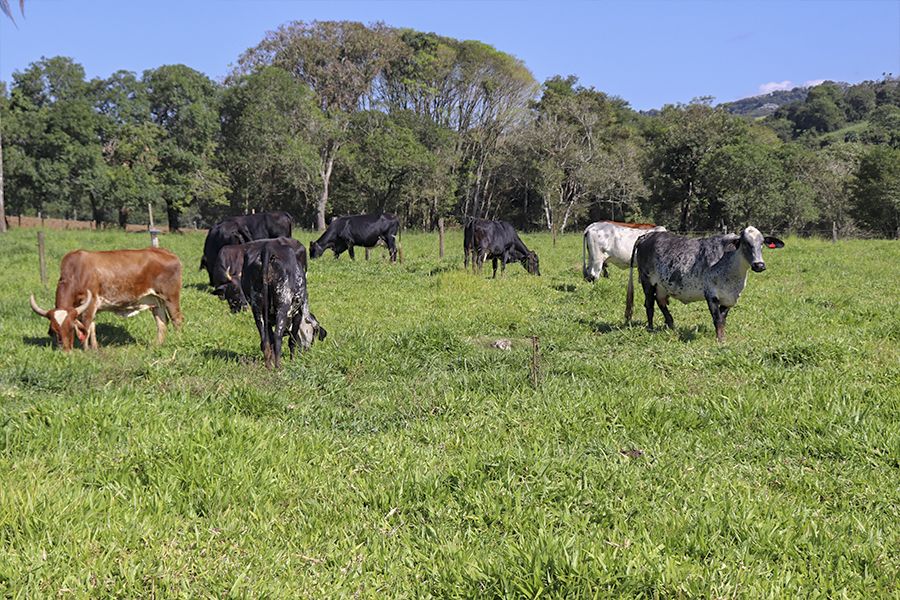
[1,21,898,237]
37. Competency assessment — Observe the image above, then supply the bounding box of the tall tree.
[143,64,228,230]
[220,66,322,224]
[643,101,748,231]
[851,145,900,238]
[237,20,401,230]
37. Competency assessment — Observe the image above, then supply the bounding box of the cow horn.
[29,294,49,317]
[75,290,93,316]
[225,267,233,282]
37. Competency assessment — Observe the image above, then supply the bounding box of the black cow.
[211,244,249,313]
[309,213,399,262]
[241,237,326,369]
[625,226,784,342]
[466,218,540,278]
[200,211,293,285]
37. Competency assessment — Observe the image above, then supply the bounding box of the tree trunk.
[119,206,129,229]
[166,203,181,232]
[316,152,335,231]
[0,117,6,233]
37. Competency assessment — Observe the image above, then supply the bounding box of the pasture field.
[1,227,898,598]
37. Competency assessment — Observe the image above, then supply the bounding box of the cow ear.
[723,234,740,252]
[763,236,784,249]
[317,324,327,341]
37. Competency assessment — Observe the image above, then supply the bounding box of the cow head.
[732,227,785,272]
[29,290,92,351]
[217,268,246,313]
[298,312,327,349]
[521,251,540,276]
[309,240,324,259]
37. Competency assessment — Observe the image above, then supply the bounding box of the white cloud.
[803,79,826,88]
[759,80,794,94]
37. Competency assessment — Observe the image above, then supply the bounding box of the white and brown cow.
[29,248,183,350]
[582,221,666,282]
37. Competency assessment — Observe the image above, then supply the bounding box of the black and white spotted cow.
[241,237,326,369]
[625,226,784,342]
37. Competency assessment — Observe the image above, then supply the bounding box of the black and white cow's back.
[625,226,784,342]
[200,211,293,285]
[241,237,325,369]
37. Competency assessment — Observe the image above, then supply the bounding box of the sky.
[1,0,898,110]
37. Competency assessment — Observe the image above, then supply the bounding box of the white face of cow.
[737,226,785,272]
[298,313,327,349]
[741,226,767,272]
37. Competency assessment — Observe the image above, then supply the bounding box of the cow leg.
[642,280,656,331]
[152,304,168,344]
[272,307,290,369]
[386,235,398,263]
[252,310,273,368]
[656,293,675,329]
[601,259,609,278]
[492,257,499,279]
[81,307,98,350]
[706,295,729,342]
[347,245,355,260]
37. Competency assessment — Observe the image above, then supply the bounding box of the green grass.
[1,228,898,598]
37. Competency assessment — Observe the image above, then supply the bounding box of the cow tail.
[625,240,638,323]
[261,245,273,361]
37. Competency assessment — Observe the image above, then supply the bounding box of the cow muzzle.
[751,262,766,272]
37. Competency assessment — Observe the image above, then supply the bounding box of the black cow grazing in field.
[309,213,399,262]
[625,226,784,342]
[211,244,249,313]
[200,211,293,285]
[465,218,540,278]
[241,237,326,369]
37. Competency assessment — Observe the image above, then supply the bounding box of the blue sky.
[1,0,898,110]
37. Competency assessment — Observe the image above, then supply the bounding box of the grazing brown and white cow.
[582,221,666,282]
[30,248,183,350]
[625,226,784,342]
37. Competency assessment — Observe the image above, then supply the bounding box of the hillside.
[719,87,810,117]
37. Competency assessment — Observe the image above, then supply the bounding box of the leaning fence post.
[438,218,445,259]
[37,231,47,289]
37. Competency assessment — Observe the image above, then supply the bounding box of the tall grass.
[1,228,898,597]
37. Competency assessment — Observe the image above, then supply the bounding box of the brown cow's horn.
[29,294,49,317]
[75,290,93,316]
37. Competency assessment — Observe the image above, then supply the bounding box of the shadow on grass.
[201,348,258,364]
[95,323,138,346]
[574,317,633,334]
[22,335,53,347]
[186,283,212,292]
[23,323,136,348]
[553,283,578,293]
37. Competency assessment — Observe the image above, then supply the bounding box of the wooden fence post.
[438,218,445,259]
[832,221,838,243]
[148,203,154,229]
[37,231,47,289]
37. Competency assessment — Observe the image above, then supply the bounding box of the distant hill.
[719,88,810,118]
[720,82,852,118]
